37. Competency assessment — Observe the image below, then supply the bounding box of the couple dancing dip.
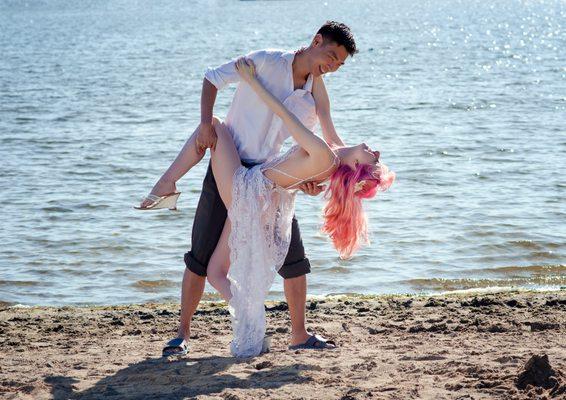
[137,21,395,357]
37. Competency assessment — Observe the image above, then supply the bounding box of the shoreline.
[3,286,564,309]
[2,290,565,399]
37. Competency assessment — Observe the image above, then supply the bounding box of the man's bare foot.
[161,324,191,356]
[140,177,178,208]
[176,326,190,341]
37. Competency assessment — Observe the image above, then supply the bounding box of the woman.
[201,58,395,357]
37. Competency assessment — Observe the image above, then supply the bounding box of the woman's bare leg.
[140,125,206,208]
[206,220,232,301]
[167,117,240,341]
[204,116,244,301]
[209,117,242,208]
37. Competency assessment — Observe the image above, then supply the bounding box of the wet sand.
[1,290,565,399]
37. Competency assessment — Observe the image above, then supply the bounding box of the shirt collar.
[282,50,296,65]
[283,50,314,93]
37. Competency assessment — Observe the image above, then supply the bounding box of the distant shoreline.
[2,286,564,309]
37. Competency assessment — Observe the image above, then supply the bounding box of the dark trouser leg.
[184,163,228,275]
[277,216,311,279]
[178,163,227,338]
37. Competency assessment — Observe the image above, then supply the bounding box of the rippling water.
[0,0,564,306]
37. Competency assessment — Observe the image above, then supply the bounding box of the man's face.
[310,36,349,77]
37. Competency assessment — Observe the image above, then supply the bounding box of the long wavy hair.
[321,162,395,259]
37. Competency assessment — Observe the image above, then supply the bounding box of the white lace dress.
[226,143,338,357]
[226,146,298,358]
[225,74,320,358]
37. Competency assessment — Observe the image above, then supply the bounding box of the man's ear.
[312,33,324,48]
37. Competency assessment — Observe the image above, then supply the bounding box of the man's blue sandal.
[162,338,189,356]
[288,334,337,350]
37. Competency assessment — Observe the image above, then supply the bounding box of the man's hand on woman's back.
[299,182,326,196]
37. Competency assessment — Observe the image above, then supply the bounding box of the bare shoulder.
[264,146,335,188]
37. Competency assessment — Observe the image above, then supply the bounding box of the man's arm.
[295,76,344,196]
[312,76,345,148]
[195,78,218,153]
[197,50,269,152]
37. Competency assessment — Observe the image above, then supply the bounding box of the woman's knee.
[212,117,230,137]
[212,116,223,129]
[207,264,228,287]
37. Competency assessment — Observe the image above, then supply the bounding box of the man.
[156,21,357,355]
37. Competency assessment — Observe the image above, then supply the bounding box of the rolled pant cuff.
[278,257,311,279]
[184,251,208,277]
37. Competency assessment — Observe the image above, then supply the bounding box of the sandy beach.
[1,289,564,400]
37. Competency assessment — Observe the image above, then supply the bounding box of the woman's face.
[342,143,380,170]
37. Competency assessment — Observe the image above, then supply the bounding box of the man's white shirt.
[204,49,316,163]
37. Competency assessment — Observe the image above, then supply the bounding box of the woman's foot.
[140,178,178,208]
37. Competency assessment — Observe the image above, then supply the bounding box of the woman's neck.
[334,146,350,161]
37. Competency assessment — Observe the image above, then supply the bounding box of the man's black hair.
[317,21,358,56]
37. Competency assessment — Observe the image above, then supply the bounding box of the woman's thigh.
[210,117,241,208]
[208,219,231,277]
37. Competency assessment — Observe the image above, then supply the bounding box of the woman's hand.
[235,57,257,84]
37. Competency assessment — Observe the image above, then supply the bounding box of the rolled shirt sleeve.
[204,50,268,91]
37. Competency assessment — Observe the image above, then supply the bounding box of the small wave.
[0,300,15,309]
[324,266,351,274]
[76,203,111,210]
[42,206,74,213]
[51,111,83,122]
[507,240,543,250]
[434,286,562,297]
[404,271,566,292]
[111,118,162,125]
[65,170,106,177]
[59,268,99,276]
[0,280,40,287]
[132,279,177,292]
[413,103,444,111]
[437,150,463,157]
[14,117,38,122]
[466,264,565,275]
[110,166,138,174]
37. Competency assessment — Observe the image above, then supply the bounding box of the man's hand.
[195,122,218,155]
[298,182,326,196]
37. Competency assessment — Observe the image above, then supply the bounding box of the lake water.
[1,0,564,306]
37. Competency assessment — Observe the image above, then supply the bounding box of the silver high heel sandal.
[134,192,181,211]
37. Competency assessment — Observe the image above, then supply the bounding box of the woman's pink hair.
[321,162,395,259]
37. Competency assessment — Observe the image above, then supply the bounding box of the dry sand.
[1,290,565,400]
